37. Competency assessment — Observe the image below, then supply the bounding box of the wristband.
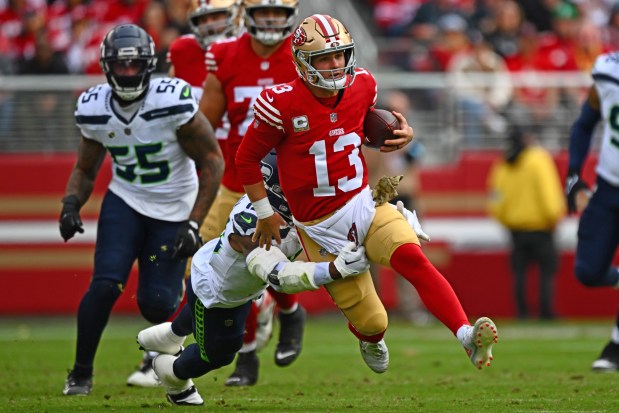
[188,220,199,230]
[312,262,333,286]
[253,197,274,220]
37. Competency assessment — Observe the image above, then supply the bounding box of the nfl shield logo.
[330,113,337,122]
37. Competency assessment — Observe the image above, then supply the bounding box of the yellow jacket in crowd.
[487,146,566,231]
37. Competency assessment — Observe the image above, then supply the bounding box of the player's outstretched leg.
[137,322,186,355]
[152,354,203,406]
[275,305,306,366]
[460,317,499,369]
[359,339,389,373]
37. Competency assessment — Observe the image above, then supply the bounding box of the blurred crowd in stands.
[1,0,617,151]
[369,0,619,74]
[3,0,617,77]
[0,0,194,75]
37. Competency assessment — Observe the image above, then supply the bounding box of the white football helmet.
[291,14,356,90]
[188,0,241,48]
[242,0,298,45]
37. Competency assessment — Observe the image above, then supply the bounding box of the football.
[363,108,401,149]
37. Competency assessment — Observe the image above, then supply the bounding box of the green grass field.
[2,315,619,413]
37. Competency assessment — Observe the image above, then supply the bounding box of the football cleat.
[225,350,259,387]
[359,339,389,374]
[127,351,160,387]
[592,341,619,372]
[137,322,186,355]
[152,354,204,406]
[63,370,93,396]
[255,293,275,352]
[275,305,306,366]
[463,317,499,370]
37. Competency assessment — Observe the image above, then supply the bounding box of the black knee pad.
[137,285,182,324]
[87,278,123,305]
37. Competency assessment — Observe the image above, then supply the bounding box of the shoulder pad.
[75,84,112,125]
[592,52,619,80]
[140,78,197,122]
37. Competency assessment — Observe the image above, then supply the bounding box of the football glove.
[565,171,589,214]
[333,242,370,278]
[171,220,203,259]
[395,201,430,242]
[59,195,84,242]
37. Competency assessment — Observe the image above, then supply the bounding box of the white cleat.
[359,339,389,374]
[127,351,161,387]
[463,317,499,370]
[137,322,186,355]
[152,354,204,406]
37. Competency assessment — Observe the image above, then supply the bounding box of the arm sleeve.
[235,118,285,186]
[568,100,601,174]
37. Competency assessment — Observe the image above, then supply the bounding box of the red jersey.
[167,34,207,97]
[206,32,297,192]
[236,69,378,222]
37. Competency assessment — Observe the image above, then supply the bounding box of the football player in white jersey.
[565,51,619,372]
[60,24,224,396]
[135,153,371,406]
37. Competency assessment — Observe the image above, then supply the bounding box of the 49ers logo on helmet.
[292,26,306,46]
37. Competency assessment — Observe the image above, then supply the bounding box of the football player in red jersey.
[237,14,500,373]
[167,0,241,102]
[198,0,306,387]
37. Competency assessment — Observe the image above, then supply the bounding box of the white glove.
[395,201,430,242]
[333,242,370,278]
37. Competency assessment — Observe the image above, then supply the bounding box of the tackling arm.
[233,233,369,293]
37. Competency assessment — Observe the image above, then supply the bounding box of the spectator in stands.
[602,2,619,48]
[487,126,565,320]
[371,0,424,37]
[407,0,467,43]
[485,0,525,60]
[18,33,68,74]
[503,23,563,147]
[444,18,512,146]
[573,20,610,74]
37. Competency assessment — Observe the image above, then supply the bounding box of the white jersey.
[191,195,302,308]
[592,52,619,186]
[75,77,199,221]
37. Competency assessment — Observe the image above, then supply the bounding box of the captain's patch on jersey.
[292,115,309,132]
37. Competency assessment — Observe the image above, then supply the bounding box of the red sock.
[348,322,384,343]
[243,302,258,344]
[268,286,298,311]
[390,243,469,335]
